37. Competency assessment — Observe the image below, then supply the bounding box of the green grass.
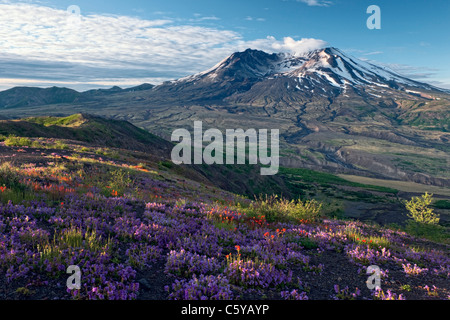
[158,160,174,170]
[279,167,398,194]
[404,221,450,244]
[1,114,173,156]
[408,115,450,131]
[0,162,40,204]
[0,188,36,205]
[38,227,111,266]
[4,136,32,147]
[433,199,450,209]
[95,148,120,158]
[344,226,391,248]
[26,114,85,127]
[297,237,319,250]
[242,194,322,223]
[0,162,29,192]
[3,135,73,150]
[50,141,69,150]
[320,200,346,219]
[280,167,348,185]
[211,219,237,231]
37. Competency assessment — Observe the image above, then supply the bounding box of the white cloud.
[245,16,266,22]
[194,16,221,21]
[240,36,327,56]
[297,0,333,7]
[0,2,327,90]
[362,51,383,56]
[360,60,450,90]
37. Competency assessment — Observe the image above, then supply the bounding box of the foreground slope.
[0,114,304,198]
[0,120,449,300]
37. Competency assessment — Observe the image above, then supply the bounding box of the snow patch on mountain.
[167,46,450,97]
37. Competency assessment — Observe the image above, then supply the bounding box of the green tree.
[405,192,439,225]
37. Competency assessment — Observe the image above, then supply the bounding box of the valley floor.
[339,174,450,198]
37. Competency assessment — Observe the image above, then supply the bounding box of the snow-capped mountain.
[287,47,435,89]
[147,49,449,186]
[176,49,304,82]
[156,47,448,103]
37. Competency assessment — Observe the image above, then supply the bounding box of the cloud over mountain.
[0,2,327,90]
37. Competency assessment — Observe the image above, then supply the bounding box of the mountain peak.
[203,48,282,81]
[161,46,449,104]
[277,46,445,94]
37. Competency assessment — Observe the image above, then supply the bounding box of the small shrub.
[0,162,30,196]
[31,141,44,148]
[4,136,32,147]
[0,164,35,204]
[159,161,174,169]
[16,287,34,296]
[405,192,440,225]
[345,227,391,249]
[51,141,69,150]
[137,163,149,169]
[108,169,132,194]
[298,237,319,250]
[400,284,412,292]
[0,162,21,187]
[247,195,322,223]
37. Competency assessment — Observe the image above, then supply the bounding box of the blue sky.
[0,0,449,90]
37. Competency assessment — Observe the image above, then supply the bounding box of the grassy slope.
[0,113,173,155]
[338,174,450,197]
[0,127,449,301]
[1,114,448,226]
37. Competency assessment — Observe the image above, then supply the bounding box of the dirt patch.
[343,201,409,226]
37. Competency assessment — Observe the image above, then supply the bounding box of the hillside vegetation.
[0,114,448,300]
[0,113,172,155]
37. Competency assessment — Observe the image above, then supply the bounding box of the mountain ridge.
[162,47,449,99]
[1,47,449,109]
[0,83,155,109]
[0,113,171,155]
